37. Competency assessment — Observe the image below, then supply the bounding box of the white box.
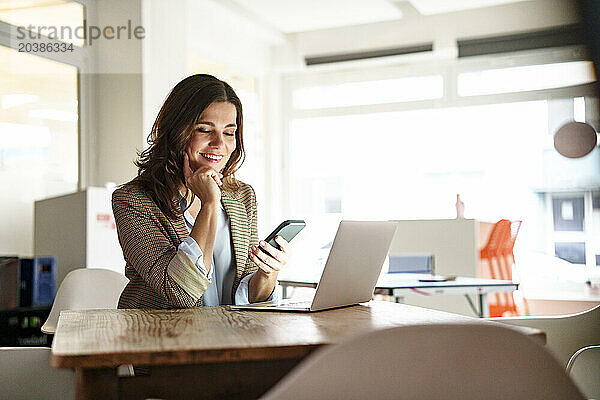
[34,187,125,287]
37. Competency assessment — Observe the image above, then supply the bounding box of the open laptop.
[230,220,397,312]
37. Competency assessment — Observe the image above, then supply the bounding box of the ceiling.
[229,0,530,33]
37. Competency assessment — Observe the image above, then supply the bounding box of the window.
[289,100,548,251]
[293,75,443,109]
[0,2,83,257]
[553,197,584,232]
[457,61,596,96]
[547,191,600,269]
[284,50,599,283]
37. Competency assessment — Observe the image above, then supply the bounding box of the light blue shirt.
[177,196,276,305]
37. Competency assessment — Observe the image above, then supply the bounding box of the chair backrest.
[480,219,511,259]
[479,219,520,316]
[504,220,522,257]
[42,268,129,334]
[567,345,600,399]
[0,347,74,400]
[259,323,584,400]
[495,304,600,367]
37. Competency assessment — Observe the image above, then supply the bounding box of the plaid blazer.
[112,178,258,309]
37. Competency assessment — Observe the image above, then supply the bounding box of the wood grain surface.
[51,301,544,369]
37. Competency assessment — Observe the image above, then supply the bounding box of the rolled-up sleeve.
[178,236,210,276]
[167,249,211,301]
[234,272,278,305]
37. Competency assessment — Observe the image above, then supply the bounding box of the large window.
[289,100,547,262]
[284,49,599,282]
[0,2,83,256]
[0,46,79,256]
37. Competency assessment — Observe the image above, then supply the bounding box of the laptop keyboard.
[279,300,312,307]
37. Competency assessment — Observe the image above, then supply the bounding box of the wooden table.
[51,301,544,400]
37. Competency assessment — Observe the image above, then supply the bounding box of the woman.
[113,74,289,309]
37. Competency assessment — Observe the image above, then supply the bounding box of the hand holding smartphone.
[260,220,306,256]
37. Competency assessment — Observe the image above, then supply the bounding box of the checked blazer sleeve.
[223,183,259,298]
[112,181,210,309]
[243,187,259,281]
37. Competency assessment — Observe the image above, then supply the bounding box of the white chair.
[42,268,129,334]
[259,323,584,400]
[0,269,128,399]
[0,347,75,400]
[494,304,600,367]
[566,345,600,399]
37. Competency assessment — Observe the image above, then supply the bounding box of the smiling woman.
[112,74,290,309]
[134,76,246,220]
[186,101,238,172]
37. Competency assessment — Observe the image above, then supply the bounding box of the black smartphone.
[260,220,306,254]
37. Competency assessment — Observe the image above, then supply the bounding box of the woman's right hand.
[183,152,223,205]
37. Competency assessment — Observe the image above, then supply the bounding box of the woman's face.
[185,101,237,173]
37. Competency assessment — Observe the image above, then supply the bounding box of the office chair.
[566,345,600,399]
[479,219,526,316]
[41,267,132,376]
[495,304,600,367]
[259,323,584,400]
[0,347,75,400]
[42,268,129,334]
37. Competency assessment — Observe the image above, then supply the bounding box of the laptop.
[230,220,397,312]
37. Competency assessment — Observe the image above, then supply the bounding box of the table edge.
[51,343,321,369]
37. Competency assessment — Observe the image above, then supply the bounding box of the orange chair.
[479,219,525,317]
[504,220,522,264]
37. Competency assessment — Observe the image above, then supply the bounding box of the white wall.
[260,73,286,228]
[140,0,283,140]
[185,0,282,75]
[86,0,144,187]
[141,0,188,143]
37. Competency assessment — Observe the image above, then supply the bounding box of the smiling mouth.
[200,153,224,162]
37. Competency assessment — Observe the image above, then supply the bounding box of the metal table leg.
[479,293,490,318]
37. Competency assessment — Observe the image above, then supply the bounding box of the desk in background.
[51,301,542,400]
[278,273,518,318]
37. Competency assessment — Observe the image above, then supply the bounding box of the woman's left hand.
[249,236,290,277]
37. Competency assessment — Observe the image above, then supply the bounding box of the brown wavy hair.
[135,74,245,219]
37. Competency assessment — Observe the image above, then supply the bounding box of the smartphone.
[260,220,306,254]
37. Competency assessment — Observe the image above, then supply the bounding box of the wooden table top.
[51,301,544,369]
